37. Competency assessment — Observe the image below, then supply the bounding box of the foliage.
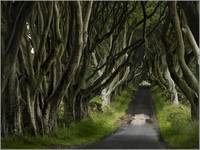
[1,1,199,148]
[1,86,133,149]
[152,86,199,149]
[58,101,65,118]
[89,96,103,112]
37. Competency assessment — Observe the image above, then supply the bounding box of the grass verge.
[152,86,199,149]
[1,86,133,149]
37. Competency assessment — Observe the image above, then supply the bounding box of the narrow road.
[80,86,166,149]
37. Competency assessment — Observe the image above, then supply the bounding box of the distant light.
[139,80,151,86]
[131,114,150,126]
[31,48,34,54]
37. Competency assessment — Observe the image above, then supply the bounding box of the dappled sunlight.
[131,114,151,126]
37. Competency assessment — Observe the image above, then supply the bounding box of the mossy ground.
[1,86,133,149]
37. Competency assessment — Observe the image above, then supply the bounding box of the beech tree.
[147,1,199,119]
[1,1,199,137]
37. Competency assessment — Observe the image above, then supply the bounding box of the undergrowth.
[152,86,199,149]
[1,86,133,149]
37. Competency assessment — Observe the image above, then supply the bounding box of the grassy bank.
[152,86,199,149]
[2,86,133,149]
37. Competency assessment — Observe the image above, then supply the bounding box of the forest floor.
[78,86,168,149]
[2,88,133,149]
[3,86,197,149]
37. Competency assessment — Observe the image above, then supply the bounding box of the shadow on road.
[127,86,153,117]
[79,86,167,149]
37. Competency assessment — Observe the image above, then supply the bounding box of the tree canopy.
[1,1,199,136]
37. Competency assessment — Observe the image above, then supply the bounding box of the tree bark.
[1,2,36,94]
[168,2,198,94]
[159,40,179,105]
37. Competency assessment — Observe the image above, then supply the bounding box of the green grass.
[152,86,199,149]
[1,86,133,149]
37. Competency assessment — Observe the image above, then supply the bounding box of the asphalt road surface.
[80,86,167,149]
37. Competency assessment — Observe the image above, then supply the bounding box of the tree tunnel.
[1,1,199,137]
